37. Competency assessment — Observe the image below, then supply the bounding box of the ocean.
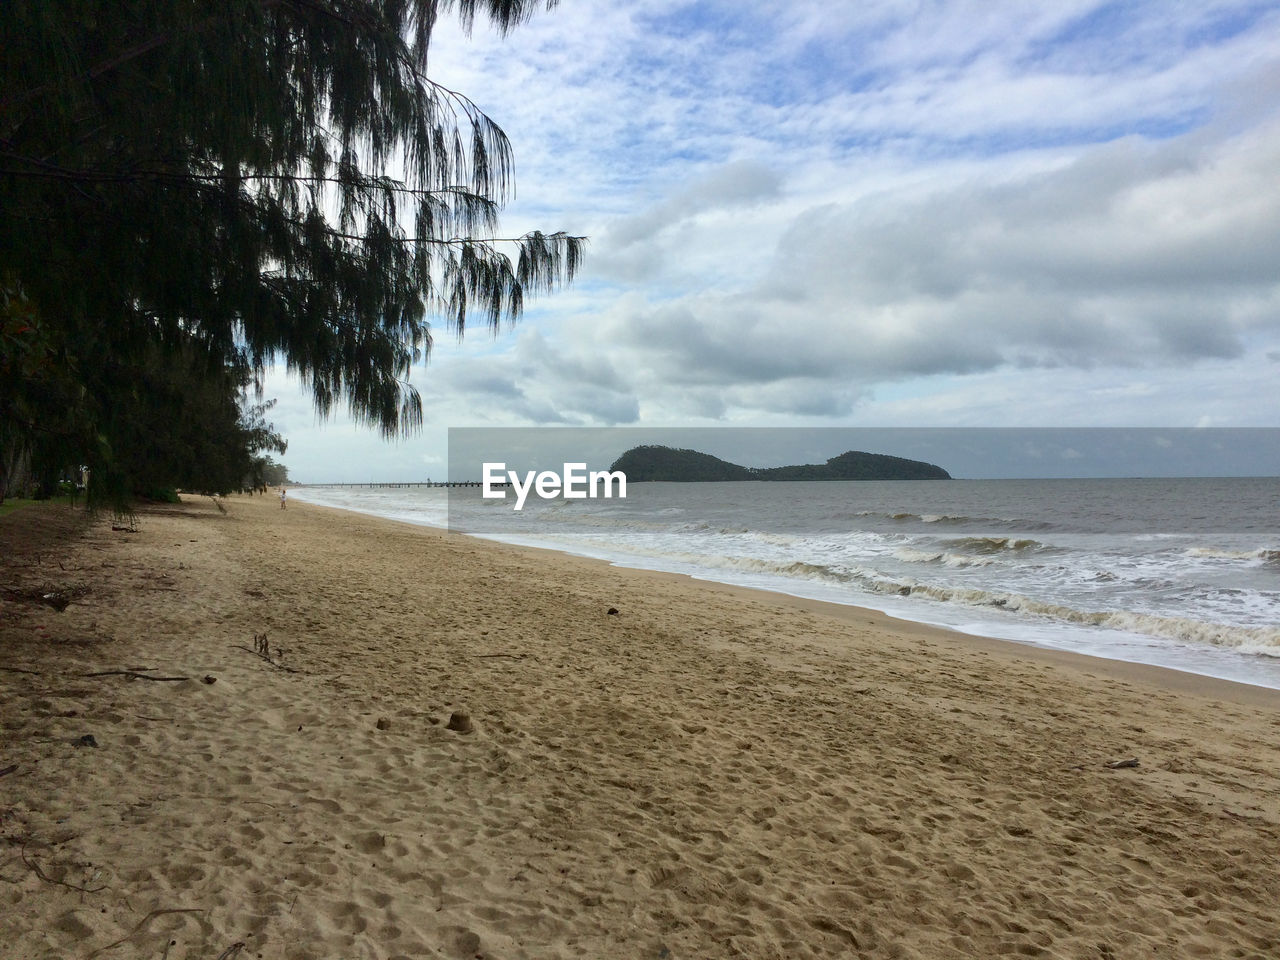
[291,477,1280,690]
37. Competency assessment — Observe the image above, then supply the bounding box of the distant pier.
[297,481,505,488]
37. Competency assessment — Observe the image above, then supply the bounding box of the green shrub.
[139,486,181,504]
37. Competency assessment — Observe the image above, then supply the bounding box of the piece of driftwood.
[33,734,97,748]
[20,840,107,894]
[233,634,301,673]
[1106,757,1140,769]
[232,645,300,672]
[0,764,17,778]
[86,908,205,959]
[80,670,189,682]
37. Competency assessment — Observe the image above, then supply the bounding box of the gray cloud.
[599,160,784,280]
[414,330,640,427]
[598,119,1280,414]
[446,368,527,400]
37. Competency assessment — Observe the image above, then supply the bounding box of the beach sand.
[2,495,1278,959]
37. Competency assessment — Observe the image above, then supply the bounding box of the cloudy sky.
[268,0,1280,481]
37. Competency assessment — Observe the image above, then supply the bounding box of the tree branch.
[0,2,287,116]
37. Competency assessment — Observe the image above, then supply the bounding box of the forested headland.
[610,445,952,481]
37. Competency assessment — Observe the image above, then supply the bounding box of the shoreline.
[296,493,1280,708]
[3,494,1279,958]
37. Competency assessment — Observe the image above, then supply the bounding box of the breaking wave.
[947,536,1045,554]
[855,510,1055,530]
[892,548,996,568]
[600,544,1280,656]
[860,581,1280,656]
[607,547,864,587]
[1185,547,1280,565]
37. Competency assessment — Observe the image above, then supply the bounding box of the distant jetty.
[610,445,951,482]
[296,481,500,488]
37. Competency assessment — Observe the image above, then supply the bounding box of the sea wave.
[889,536,1049,568]
[549,536,1280,656]
[946,536,1045,554]
[855,510,1053,530]
[892,548,996,568]
[869,581,1280,655]
[612,548,865,587]
[670,521,804,546]
[607,547,1278,654]
[1185,547,1280,565]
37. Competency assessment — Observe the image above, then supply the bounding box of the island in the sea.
[609,445,951,482]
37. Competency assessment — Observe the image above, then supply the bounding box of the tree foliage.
[0,276,89,501]
[251,456,291,489]
[97,351,288,501]
[0,0,582,505]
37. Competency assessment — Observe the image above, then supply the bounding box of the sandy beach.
[2,494,1278,959]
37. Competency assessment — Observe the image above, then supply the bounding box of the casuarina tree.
[0,0,582,505]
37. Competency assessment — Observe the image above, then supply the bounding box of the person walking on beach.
[279,486,287,510]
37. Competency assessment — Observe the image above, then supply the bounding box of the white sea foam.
[892,548,996,568]
[1185,547,1280,564]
